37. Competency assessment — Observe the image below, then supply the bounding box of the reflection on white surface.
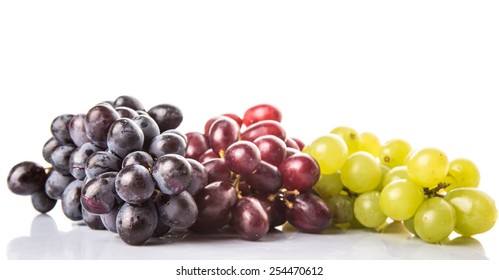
[7,214,487,260]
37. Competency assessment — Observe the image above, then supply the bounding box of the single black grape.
[132,115,160,149]
[81,172,121,215]
[85,103,120,148]
[107,118,144,159]
[114,95,145,111]
[147,132,187,159]
[69,142,102,180]
[117,202,158,246]
[185,159,208,196]
[31,190,57,214]
[42,137,59,165]
[115,165,155,204]
[232,196,269,241]
[122,151,155,169]
[61,180,83,221]
[45,169,74,200]
[51,114,74,144]
[50,144,76,175]
[84,151,122,179]
[115,107,139,119]
[7,161,47,196]
[101,208,119,233]
[147,104,183,132]
[68,114,91,146]
[82,208,106,230]
[156,191,198,230]
[152,154,192,196]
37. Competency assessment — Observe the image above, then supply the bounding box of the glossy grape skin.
[85,104,120,148]
[240,120,286,142]
[324,195,354,224]
[185,132,210,161]
[445,188,497,236]
[42,137,59,165]
[31,190,57,214]
[151,192,172,237]
[379,139,412,168]
[81,172,121,215]
[82,208,106,230]
[225,141,261,175]
[157,191,198,230]
[45,169,74,200]
[403,217,418,236]
[254,135,287,166]
[7,161,47,196]
[203,158,231,183]
[306,134,348,175]
[252,194,287,228]
[353,191,387,228]
[51,144,76,175]
[285,193,332,233]
[279,153,320,192]
[84,151,122,179]
[313,172,343,200]
[107,118,144,159]
[132,115,160,149]
[194,181,237,222]
[284,137,300,150]
[407,147,449,187]
[199,149,219,163]
[51,114,74,144]
[358,132,381,157]
[116,165,155,204]
[148,132,187,159]
[340,151,382,193]
[152,154,193,195]
[117,202,158,245]
[244,161,282,194]
[115,107,139,119]
[122,151,155,169]
[330,126,359,155]
[147,104,183,132]
[414,197,456,243]
[447,158,480,190]
[208,116,240,155]
[242,104,282,127]
[232,196,269,241]
[379,179,424,221]
[61,180,83,221]
[185,159,208,196]
[164,129,188,145]
[382,166,409,188]
[69,142,102,180]
[68,114,91,146]
[291,138,305,151]
[101,208,119,233]
[114,95,145,111]
[204,116,223,136]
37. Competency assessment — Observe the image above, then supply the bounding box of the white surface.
[0,0,498,275]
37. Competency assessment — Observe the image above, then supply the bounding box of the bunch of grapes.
[6,96,332,245]
[306,127,497,243]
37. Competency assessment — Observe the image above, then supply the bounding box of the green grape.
[340,151,382,193]
[407,147,449,187]
[358,131,381,157]
[302,144,312,154]
[353,191,387,228]
[307,134,348,175]
[313,172,343,200]
[441,175,458,191]
[330,126,359,155]
[403,217,418,236]
[446,158,480,191]
[325,194,354,224]
[445,188,497,236]
[382,166,409,188]
[375,164,391,191]
[378,139,412,168]
[414,197,456,243]
[379,179,424,221]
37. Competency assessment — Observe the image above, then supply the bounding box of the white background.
[1,0,498,278]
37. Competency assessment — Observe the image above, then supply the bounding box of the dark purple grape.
[107,118,144,159]
[254,135,287,166]
[82,208,106,230]
[157,191,198,230]
[116,165,155,204]
[164,129,188,144]
[31,190,57,214]
[185,159,208,196]
[7,161,47,196]
[68,114,90,146]
[152,154,192,195]
[132,115,160,148]
[61,180,83,221]
[240,120,286,142]
[238,180,252,196]
[285,147,300,158]
[122,151,155,169]
[69,142,102,180]
[147,104,183,132]
[117,202,158,245]
[42,137,59,165]
[185,132,209,161]
[190,212,231,232]
[208,117,240,155]
[51,144,76,175]
[84,151,122,179]
[224,141,261,175]
[278,153,320,192]
[204,115,222,135]
[114,95,145,111]
[45,169,74,200]
[232,196,269,241]
[51,114,74,144]
[292,138,305,151]
[245,161,282,194]
[285,193,332,233]
[147,132,186,158]
[194,181,237,221]
[203,158,231,183]
[85,104,120,148]
[101,208,119,233]
[81,172,121,215]
[252,194,286,228]
[199,149,219,163]
[115,107,139,119]
[243,104,282,127]
[152,192,172,237]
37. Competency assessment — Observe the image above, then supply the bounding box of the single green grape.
[375,164,391,192]
[353,191,387,228]
[378,139,412,168]
[414,197,456,243]
[379,179,424,221]
[330,126,359,155]
[340,151,382,193]
[325,194,354,224]
[446,158,480,191]
[306,134,348,175]
[407,147,449,187]
[382,165,409,188]
[358,132,381,157]
[313,172,343,200]
[403,217,418,236]
[445,188,497,236]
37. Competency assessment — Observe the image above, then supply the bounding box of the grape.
[232,196,269,241]
[285,147,300,158]
[190,212,232,232]
[445,188,497,236]
[306,134,348,175]
[446,158,480,190]
[107,118,144,159]
[403,217,418,236]
[285,137,300,150]
[330,126,359,155]
[68,114,90,146]
[243,104,282,127]
[379,179,424,221]
[115,107,139,119]
[147,132,187,159]
[244,160,282,194]
[85,104,120,148]
[122,151,155,169]
[85,151,122,179]
[164,129,188,144]
[100,208,119,233]
[31,190,57,214]
[156,191,198,230]
[291,138,305,151]
[313,172,343,200]
[116,165,155,204]
[45,169,74,200]
[254,135,287,166]
[152,154,193,195]
[132,115,160,149]
[81,172,121,215]
[151,192,172,237]
[61,180,83,221]
[51,114,74,144]
[341,151,381,193]
[51,144,76,175]
[279,153,320,192]
[42,137,59,165]
[185,132,209,161]
[117,202,158,245]
[407,147,449,187]
[223,113,243,128]
[225,141,261,175]
[285,193,332,233]
[414,197,456,243]
[185,159,208,196]
[379,139,412,168]
[199,149,219,163]
[147,104,183,132]
[325,195,354,224]
[382,165,409,189]
[240,120,286,142]
[208,116,240,155]
[82,208,106,230]
[7,161,47,196]
[204,116,223,135]
[203,158,231,183]
[353,191,387,228]
[375,163,391,191]
[69,142,102,180]
[358,132,381,157]
[194,181,237,222]
[114,95,145,111]
[252,194,286,228]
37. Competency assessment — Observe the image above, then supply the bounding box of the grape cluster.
[7,97,332,245]
[306,127,498,243]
